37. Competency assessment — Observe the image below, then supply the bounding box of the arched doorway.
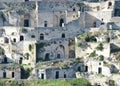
[73,8,76,11]
[56,45,65,59]
[57,54,61,59]
[59,18,64,27]
[40,34,44,40]
[45,53,50,61]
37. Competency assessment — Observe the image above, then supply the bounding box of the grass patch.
[0,78,91,86]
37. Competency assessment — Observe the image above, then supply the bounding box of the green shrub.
[109,80,115,86]
[96,43,103,51]
[89,51,96,57]
[25,53,29,60]
[20,28,27,33]
[29,44,32,51]
[0,78,91,86]
[99,55,104,61]
[69,78,91,86]
[0,47,4,55]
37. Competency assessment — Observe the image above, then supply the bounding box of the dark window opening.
[93,22,96,27]
[20,36,24,41]
[82,8,84,12]
[12,72,14,78]
[4,56,7,63]
[108,2,112,6]
[40,34,44,40]
[44,21,47,27]
[41,73,44,79]
[64,74,66,78]
[62,33,65,38]
[101,22,105,25]
[73,8,76,11]
[98,67,102,74]
[1,14,5,26]
[19,57,23,64]
[57,54,61,59]
[79,7,81,11]
[114,9,120,16]
[101,18,103,21]
[77,66,81,71]
[24,19,29,27]
[31,35,35,38]
[107,37,110,42]
[3,71,6,78]
[85,66,88,72]
[4,37,9,43]
[45,53,50,61]
[25,0,29,1]
[55,71,59,79]
[13,38,16,43]
[59,19,64,27]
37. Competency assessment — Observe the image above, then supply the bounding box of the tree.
[0,47,4,55]
[25,53,29,60]
[96,43,103,51]
[99,55,104,61]
[89,51,96,57]
[109,80,115,86]
[20,28,27,33]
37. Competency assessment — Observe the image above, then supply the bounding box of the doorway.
[59,18,64,27]
[55,71,59,79]
[45,53,50,61]
[4,56,7,63]
[19,57,23,64]
[98,67,102,74]
[3,71,6,78]
[24,19,29,27]
[85,66,88,72]
[20,36,24,41]
[57,54,61,59]
[41,73,44,79]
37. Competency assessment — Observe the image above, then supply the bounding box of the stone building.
[0,0,119,85]
[35,59,84,79]
[0,63,21,79]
